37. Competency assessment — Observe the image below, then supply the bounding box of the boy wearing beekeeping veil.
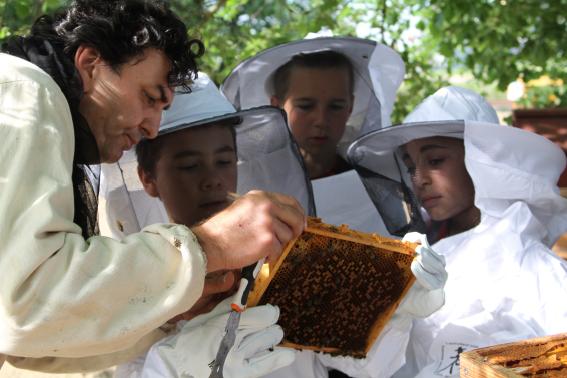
[221,36,408,236]
[220,37,448,378]
[100,74,305,377]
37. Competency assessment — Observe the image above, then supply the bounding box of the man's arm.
[0,56,305,359]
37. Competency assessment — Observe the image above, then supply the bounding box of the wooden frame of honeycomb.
[247,217,417,358]
[460,333,567,377]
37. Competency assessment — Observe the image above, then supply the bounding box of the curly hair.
[32,0,203,87]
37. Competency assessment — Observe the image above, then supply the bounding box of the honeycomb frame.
[247,217,417,358]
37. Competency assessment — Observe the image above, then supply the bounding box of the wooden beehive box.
[460,333,567,377]
[247,217,416,358]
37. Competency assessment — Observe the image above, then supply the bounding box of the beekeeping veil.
[220,36,405,157]
[347,86,501,236]
[98,73,313,239]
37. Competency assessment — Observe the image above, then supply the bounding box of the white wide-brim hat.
[159,72,239,135]
[348,85,500,181]
[98,74,314,239]
[221,36,405,156]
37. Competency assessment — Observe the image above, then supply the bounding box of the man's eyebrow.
[158,85,171,110]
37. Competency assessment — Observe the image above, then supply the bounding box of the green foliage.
[0,0,68,38]
[418,0,567,94]
[1,0,565,118]
[518,83,567,109]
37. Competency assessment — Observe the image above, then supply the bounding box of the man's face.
[78,48,173,163]
[403,137,476,222]
[140,124,237,227]
[273,67,353,164]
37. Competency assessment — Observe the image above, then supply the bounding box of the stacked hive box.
[460,333,567,377]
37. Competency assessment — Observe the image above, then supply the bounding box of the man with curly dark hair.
[0,0,304,372]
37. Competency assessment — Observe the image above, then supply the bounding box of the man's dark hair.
[35,0,203,87]
[272,50,355,101]
[136,119,239,175]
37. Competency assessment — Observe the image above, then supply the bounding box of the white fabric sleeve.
[0,56,207,358]
[317,313,413,378]
[6,328,165,374]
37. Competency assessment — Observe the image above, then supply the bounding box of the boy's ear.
[74,45,102,93]
[138,165,160,198]
[270,96,281,107]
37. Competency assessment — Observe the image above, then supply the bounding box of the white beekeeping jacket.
[397,120,567,378]
[347,86,567,378]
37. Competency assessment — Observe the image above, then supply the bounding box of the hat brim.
[221,37,406,157]
[222,37,378,108]
[346,120,465,183]
[159,110,243,136]
[348,120,465,160]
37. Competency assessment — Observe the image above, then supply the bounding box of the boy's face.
[271,66,353,164]
[77,47,174,163]
[402,137,476,222]
[139,124,237,226]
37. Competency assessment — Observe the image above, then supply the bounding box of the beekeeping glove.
[140,297,296,378]
[398,232,447,318]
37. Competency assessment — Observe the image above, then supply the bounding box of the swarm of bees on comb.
[247,217,417,358]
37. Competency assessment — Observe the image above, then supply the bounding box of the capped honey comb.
[247,217,417,358]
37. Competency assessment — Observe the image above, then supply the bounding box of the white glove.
[140,298,296,378]
[398,232,448,318]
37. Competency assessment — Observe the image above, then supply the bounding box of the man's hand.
[168,270,238,323]
[193,190,305,272]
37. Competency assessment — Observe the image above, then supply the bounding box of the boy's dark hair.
[137,119,239,175]
[272,50,355,101]
[34,0,203,87]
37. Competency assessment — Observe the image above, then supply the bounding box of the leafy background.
[1,0,565,122]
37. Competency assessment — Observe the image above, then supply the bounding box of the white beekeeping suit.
[347,86,567,378]
[221,36,406,236]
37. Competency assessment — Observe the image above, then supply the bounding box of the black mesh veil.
[350,154,426,237]
[235,106,315,216]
